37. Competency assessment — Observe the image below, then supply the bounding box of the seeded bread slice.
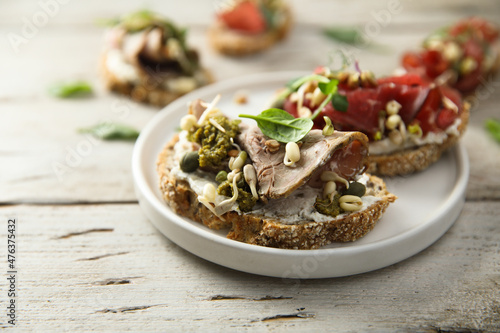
[100,52,214,107]
[367,102,470,177]
[207,7,293,56]
[157,134,397,250]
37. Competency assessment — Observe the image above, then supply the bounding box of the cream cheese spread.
[171,131,381,224]
[369,118,462,155]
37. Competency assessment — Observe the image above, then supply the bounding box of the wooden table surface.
[1,0,500,331]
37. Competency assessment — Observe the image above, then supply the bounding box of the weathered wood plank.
[1,25,499,203]
[1,1,499,330]
[1,0,498,27]
[0,203,498,331]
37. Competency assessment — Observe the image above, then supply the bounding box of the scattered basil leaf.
[331,93,349,112]
[323,26,365,45]
[485,118,500,143]
[323,27,390,53]
[48,81,93,98]
[240,109,314,143]
[79,122,140,141]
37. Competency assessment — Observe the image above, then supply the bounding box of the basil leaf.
[120,10,160,32]
[323,26,364,45]
[260,5,275,29]
[240,109,314,143]
[48,81,92,98]
[79,122,140,141]
[331,93,349,112]
[485,118,500,143]
[318,79,339,95]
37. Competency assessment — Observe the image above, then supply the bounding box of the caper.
[180,151,199,173]
[215,170,228,183]
[237,176,246,188]
[344,181,366,197]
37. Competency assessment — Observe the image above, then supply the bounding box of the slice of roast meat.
[237,125,369,200]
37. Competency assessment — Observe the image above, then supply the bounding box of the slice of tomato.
[401,17,498,94]
[219,1,267,34]
[436,86,462,129]
[414,86,440,133]
[423,50,450,79]
[402,52,424,70]
[449,17,499,43]
[377,72,427,86]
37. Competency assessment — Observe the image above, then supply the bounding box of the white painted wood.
[0,203,498,331]
[1,23,499,202]
[1,0,500,330]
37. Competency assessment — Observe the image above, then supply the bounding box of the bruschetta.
[402,17,499,95]
[157,97,396,249]
[101,10,213,107]
[208,0,292,56]
[271,66,469,176]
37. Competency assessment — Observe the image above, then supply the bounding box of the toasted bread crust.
[367,102,470,176]
[157,134,396,250]
[100,53,214,107]
[208,7,292,56]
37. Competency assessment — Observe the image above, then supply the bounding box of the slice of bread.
[157,134,397,250]
[367,101,470,176]
[208,6,292,56]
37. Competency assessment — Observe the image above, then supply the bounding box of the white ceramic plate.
[132,72,469,279]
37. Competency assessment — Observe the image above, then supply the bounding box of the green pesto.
[217,178,257,213]
[188,116,240,169]
[314,193,343,217]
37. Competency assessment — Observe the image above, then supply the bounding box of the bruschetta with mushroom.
[101,10,213,107]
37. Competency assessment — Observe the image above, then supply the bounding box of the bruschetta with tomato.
[208,0,292,56]
[402,17,499,95]
[271,66,470,176]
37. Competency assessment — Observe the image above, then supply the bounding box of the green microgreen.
[310,78,348,120]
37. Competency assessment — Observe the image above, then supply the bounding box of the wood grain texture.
[1,0,500,331]
[0,203,498,331]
